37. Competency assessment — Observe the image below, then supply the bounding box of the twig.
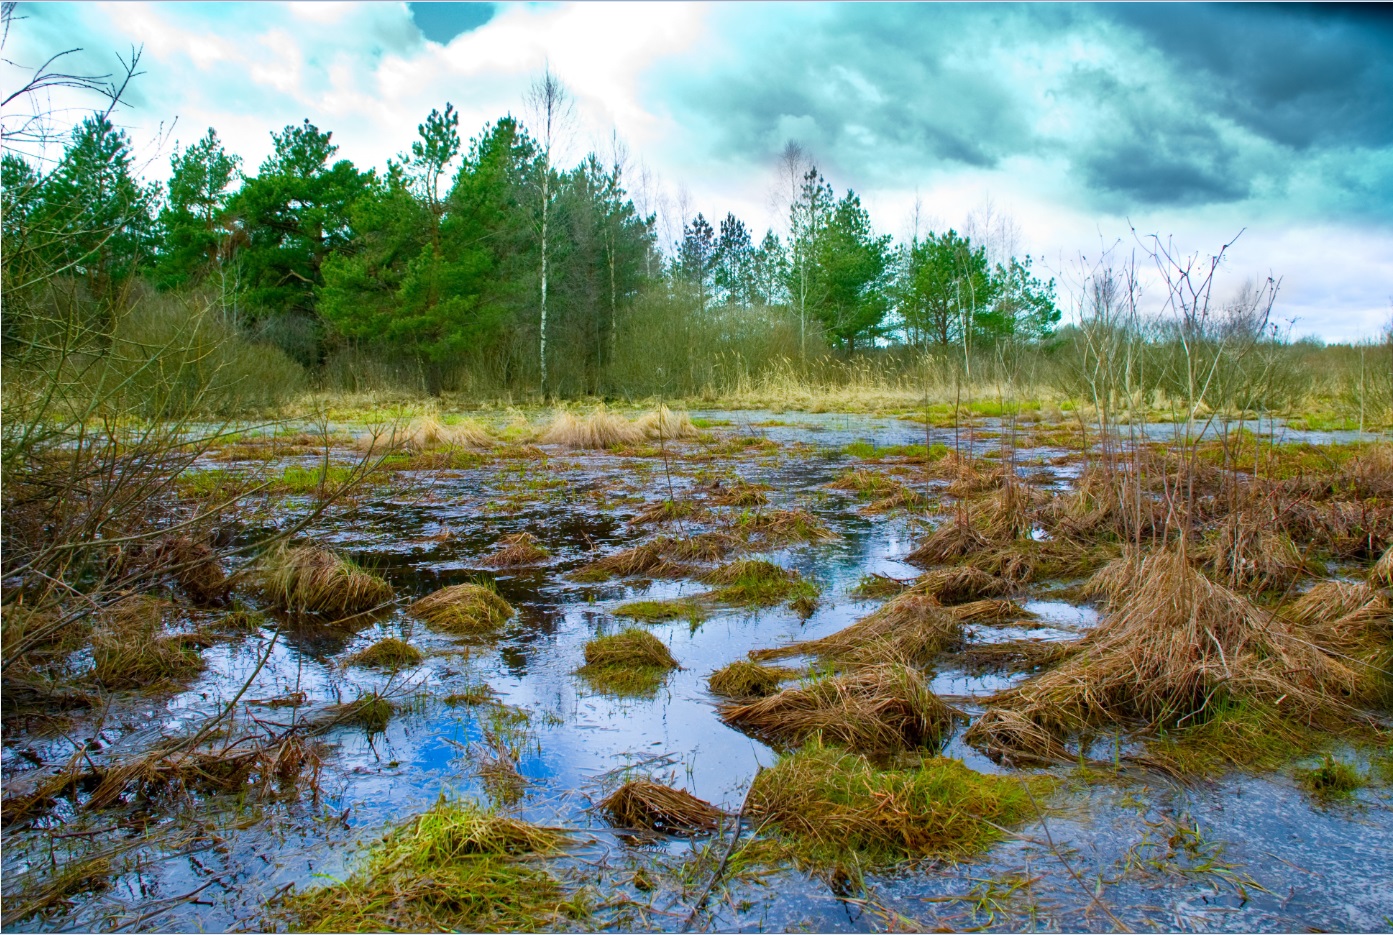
[679,771,760,933]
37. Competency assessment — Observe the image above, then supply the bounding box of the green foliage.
[156,128,241,289]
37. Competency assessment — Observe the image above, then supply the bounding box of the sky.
[6,1,1392,340]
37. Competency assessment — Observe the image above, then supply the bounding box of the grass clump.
[707,660,797,699]
[599,780,724,835]
[703,478,771,507]
[748,739,1038,868]
[577,628,679,697]
[851,573,909,599]
[910,566,1012,604]
[283,799,581,933]
[355,414,491,453]
[333,692,395,736]
[88,598,206,690]
[612,598,706,625]
[411,583,514,635]
[345,637,424,670]
[701,560,818,607]
[258,545,393,618]
[570,542,689,582]
[732,508,836,544]
[1295,754,1366,801]
[968,550,1362,767]
[907,519,990,568]
[720,664,958,756]
[752,593,961,668]
[480,532,549,568]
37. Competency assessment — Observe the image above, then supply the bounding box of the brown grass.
[708,660,798,699]
[948,599,1030,622]
[720,664,959,755]
[731,508,837,544]
[577,629,679,695]
[88,597,205,690]
[910,566,1012,604]
[411,583,514,634]
[967,550,1362,762]
[906,518,989,568]
[1372,544,1393,589]
[961,639,1079,674]
[570,542,690,582]
[540,409,647,449]
[1199,513,1306,593]
[1289,580,1379,627]
[703,478,771,507]
[345,637,424,669]
[356,414,491,452]
[633,405,699,441]
[480,532,549,568]
[599,780,724,835]
[257,545,393,617]
[751,593,960,667]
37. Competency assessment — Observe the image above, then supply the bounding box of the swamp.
[3,406,1392,932]
[4,4,1393,930]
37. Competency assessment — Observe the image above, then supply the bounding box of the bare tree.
[524,64,573,398]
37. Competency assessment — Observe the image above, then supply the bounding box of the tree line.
[2,78,1060,398]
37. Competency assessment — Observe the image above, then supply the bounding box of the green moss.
[283,799,585,932]
[748,740,1044,870]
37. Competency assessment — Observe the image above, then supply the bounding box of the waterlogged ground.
[3,412,1391,932]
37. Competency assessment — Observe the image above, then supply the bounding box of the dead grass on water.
[612,598,706,625]
[748,739,1039,869]
[599,780,724,835]
[751,593,960,667]
[1198,513,1306,594]
[570,542,690,582]
[258,545,394,618]
[411,583,514,635]
[961,639,1080,674]
[730,508,837,545]
[702,478,771,507]
[907,518,990,568]
[283,799,583,933]
[719,664,958,755]
[480,532,549,568]
[87,596,206,690]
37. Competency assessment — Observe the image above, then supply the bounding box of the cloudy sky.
[8,2,1392,339]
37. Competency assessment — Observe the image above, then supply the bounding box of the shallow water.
[3,416,1390,933]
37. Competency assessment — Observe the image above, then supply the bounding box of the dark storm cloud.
[661,3,1393,215]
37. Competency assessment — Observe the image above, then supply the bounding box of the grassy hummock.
[748,740,1040,869]
[1295,754,1367,801]
[707,660,798,699]
[612,598,706,625]
[577,628,679,696]
[701,559,818,607]
[345,637,424,670]
[752,592,961,668]
[720,664,958,756]
[411,583,514,635]
[599,780,724,835]
[283,799,583,932]
[258,544,394,617]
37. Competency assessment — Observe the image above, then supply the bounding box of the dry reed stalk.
[599,780,724,835]
[969,550,1362,762]
[751,593,960,667]
[257,545,393,617]
[910,566,1012,604]
[719,664,959,755]
[411,584,514,634]
[480,532,549,568]
[906,519,989,568]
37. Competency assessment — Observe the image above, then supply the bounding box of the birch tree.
[525,66,573,398]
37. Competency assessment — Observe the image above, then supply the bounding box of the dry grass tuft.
[258,545,393,617]
[411,583,514,635]
[570,542,690,582]
[907,518,990,568]
[751,593,960,667]
[731,508,837,544]
[961,639,1079,674]
[540,408,646,449]
[88,597,205,690]
[599,780,724,835]
[719,664,959,755]
[632,498,705,525]
[356,414,491,453]
[948,599,1030,622]
[1078,549,1144,609]
[851,573,909,599]
[703,478,771,507]
[1289,580,1379,627]
[708,660,798,699]
[345,637,424,669]
[910,566,1012,605]
[748,740,1038,867]
[1372,544,1393,589]
[633,405,699,441]
[1199,514,1306,593]
[968,550,1362,764]
[480,532,549,568]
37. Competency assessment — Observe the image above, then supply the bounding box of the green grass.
[576,629,679,697]
[843,441,948,461]
[1145,700,1327,776]
[345,637,424,670]
[1295,754,1367,801]
[748,740,1045,871]
[283,799,585,932]
[702,559,819,607]
[612,598,707,625]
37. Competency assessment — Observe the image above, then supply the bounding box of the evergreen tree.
[806,191,892,351]
[156,128,241,290]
